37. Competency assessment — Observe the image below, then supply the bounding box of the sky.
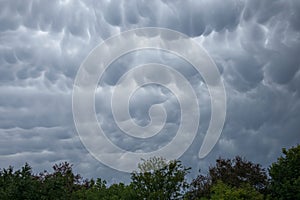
[0,0,300,183]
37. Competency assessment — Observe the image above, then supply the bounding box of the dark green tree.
[0,163,41,200]
[269,144,300,200]
[39,162,83,200]
[73,177,137,200]
[104,183,137,200]
[72,178,108,200]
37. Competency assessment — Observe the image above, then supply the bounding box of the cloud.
[0,0,299,182]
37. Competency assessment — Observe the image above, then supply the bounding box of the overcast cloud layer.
[0,0,300,182]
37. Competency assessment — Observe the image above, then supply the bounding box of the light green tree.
[211,180,264,200]
[131,157,190,199]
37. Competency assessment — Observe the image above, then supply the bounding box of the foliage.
[0,145,299,199]
[209,156,268,192]
[38,162,83,200]
[187,156,268,199]
[73,179,137,200]
[269,144,300,200]
[186,173,211,199]
[131,157,191,199]
[137,156,168,173]
[210,180,264,200]
[0,163,40,200]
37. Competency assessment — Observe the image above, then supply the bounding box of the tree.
[0,163,41,200]
[186,173,211,199]
[137,156,168,173]
[269,144,300,200]
[187,156,268,199]
[210,180,264,200]
[104,183,137,200]
[73,178,137,200]
[131,157,190,199]
[209,156,268,192]
[39,162,83,200]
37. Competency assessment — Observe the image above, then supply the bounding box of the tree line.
[0,144,299,200]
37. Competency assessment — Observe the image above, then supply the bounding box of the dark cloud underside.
[0,0,299,182]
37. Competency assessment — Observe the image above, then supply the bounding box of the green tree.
[131,157,190,199]
[39,162,83,200]
[187,156,268,199]
[0,163,41,200]
[73,178,137,200]
[269,144,300,200]
[104,183,137,200]
[210,180,264,200]
[209,156,268,192]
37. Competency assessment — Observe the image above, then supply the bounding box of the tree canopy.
[269,144,300,200]
[186,156,268,199]
[131,157,190,199]
[0,144,299,199]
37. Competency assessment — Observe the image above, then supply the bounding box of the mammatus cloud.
[0,0,299,181]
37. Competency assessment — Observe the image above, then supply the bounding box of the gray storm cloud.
[0,0,299,181]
